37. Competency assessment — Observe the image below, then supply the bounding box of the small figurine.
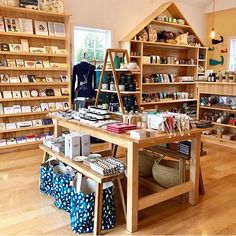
[41,0,51,11]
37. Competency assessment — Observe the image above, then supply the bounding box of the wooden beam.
[138,181,193,211]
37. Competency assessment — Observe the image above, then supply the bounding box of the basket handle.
[154,156,164,165]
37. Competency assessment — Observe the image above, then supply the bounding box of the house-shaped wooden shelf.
[120,1,207,114]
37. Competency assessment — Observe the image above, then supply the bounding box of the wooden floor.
[0,142,236,235]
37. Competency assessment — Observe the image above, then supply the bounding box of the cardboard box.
[65,134,81,159]
[79,133,90,156]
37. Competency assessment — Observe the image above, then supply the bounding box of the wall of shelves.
[0,6,71,153]
[120,2,207,115]
[197,82,236,148]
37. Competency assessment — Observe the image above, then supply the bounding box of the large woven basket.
[152,159,180,188]
[139,150,163,177]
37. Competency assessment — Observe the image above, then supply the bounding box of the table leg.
[189,133,201,205]
[126,142,139,232]
[54,120,62,137]
[94,183,103,236]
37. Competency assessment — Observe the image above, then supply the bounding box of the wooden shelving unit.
[0,6,71,153]
[95,48,141,113]
[197,82,236,148]
[120,2,207,114]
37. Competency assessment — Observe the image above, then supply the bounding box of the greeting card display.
[19,18,33,34]
[9,44,22,52]
[5,18,20,32]
[1,43,10,51]
[0,74,9,83]
[34,21,48,36]
[9,76,21,83]
[7,59,16,67]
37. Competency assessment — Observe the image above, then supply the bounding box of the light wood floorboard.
[0,142,236,235]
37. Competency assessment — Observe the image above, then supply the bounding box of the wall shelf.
[0,67,68,71]
[0,96,69,102]
[143,82,196,86]
[0,82,69,86]
[141,99,197,106]
[0,124,54,134]
[199,106,236,113]
[0,51,67,58]
[143,63,197,67]
[151,20,191,29]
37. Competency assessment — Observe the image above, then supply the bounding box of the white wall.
[205,0,236,13]
[64,0,208,47]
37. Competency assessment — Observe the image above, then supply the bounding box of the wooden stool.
[40,145,126,236]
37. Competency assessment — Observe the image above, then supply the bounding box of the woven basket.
[152,159,180,188]
[139,150,163,177]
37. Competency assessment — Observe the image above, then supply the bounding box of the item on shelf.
[1,43,10,51]
[15,59,25,68]
[147,25,157,42]
[12,91,22,98]
[0,0,7,6]
[21,39,29,52]
[0,74,9,83]
[17,121,33,128]
[4,17,20,32]
[25,60,36,67]
[21,105,31,112]
[137,28,148,41]
[9,44,22,52]
[34,21,48,35]
[6,0,18,6]
[45,89,55,96]
[30,47,45,53]
[19,18,34,34]
[20,75,29,83]
[54,22,66,37]
[19,0,38,9]
[40,0,51,11]
[7,59,16,67]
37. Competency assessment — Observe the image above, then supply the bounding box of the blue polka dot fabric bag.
[53,164,75,212]
[40,157,59,196]
[70,175,116,234]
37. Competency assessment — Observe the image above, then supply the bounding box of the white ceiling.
[176,0,212,8]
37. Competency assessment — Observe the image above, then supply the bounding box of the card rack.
[0,6,71,154]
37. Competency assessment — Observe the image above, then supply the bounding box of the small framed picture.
[9,44,22,52]
[15,59,25,68]
[31,106,42,112]
[7,59,16,67]
[34,21,48,36]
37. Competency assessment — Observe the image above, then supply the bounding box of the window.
[73,26,111,64]
[228,37,236,71]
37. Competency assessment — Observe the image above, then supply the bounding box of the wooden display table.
[40,144,125,236]
[50,114,206,233]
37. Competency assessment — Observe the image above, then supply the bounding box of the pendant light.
[210,0,216,38]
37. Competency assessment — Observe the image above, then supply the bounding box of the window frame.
[73,26,111,65]
[228,36,236,71]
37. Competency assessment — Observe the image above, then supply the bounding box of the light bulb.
[210,29,216,39]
